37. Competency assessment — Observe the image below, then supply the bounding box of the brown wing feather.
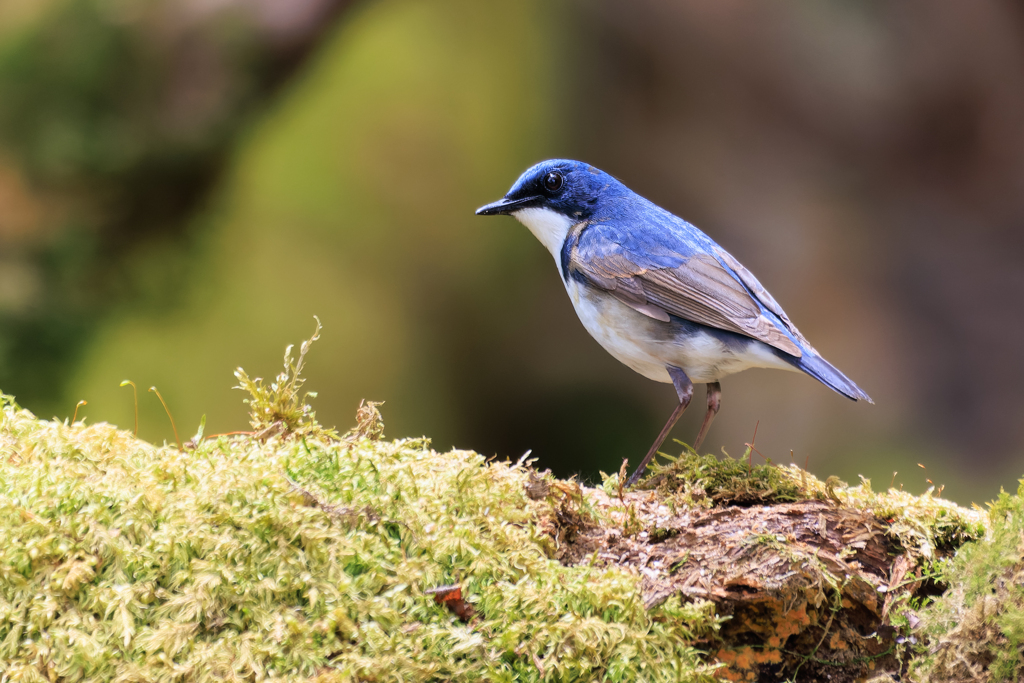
[713,247,814,350]
[569,246,803,357]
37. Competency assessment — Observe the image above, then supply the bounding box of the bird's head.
[476,159,625,256]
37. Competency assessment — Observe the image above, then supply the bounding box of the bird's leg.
[626,365,693,487]
[692,382,722,451]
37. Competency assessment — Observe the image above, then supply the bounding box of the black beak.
[475,195,541,216]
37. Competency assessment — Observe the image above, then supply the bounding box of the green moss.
[788,471,987,562]
[0,393,722,682]
[911,480,1024,682]
[639,451,803,506]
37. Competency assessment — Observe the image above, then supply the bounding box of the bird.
[476,159,872,487]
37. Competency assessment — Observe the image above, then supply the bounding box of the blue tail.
[786,350,873,403]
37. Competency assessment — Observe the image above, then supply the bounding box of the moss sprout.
[233,317,335,441]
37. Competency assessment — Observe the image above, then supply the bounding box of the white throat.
[512,207,575,262]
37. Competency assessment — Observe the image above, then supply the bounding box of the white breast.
[512,207,575,272]
[567,279,676,382]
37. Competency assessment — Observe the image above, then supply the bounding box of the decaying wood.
[551,485,927,683]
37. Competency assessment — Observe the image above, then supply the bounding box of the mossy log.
[0,389,1017,682]
[0,328,1015,681]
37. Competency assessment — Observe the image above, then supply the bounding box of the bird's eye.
[543,172,563,192]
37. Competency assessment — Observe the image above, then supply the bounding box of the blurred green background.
[2,0,1023,505]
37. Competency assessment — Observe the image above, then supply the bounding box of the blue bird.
[476,159,873,486]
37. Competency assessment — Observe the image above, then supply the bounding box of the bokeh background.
[2,0,1023,505]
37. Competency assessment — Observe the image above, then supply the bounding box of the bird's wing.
[566,220,810,357]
